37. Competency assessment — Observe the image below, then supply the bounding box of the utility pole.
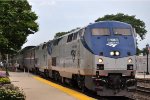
[146,44,149,75]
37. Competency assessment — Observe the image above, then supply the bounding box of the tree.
[54,32,68,38]
[141,48,147,56]
[54,27,80,38]
[0,0,38,55]
[95,13,147,40]
[136,47,142,55]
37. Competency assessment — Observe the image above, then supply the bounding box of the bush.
[0,72,7,78]
[0,72,26,100]
[0,88,25,100]
[2,84,19,90]
[0,78,11,85]
[0,84,26,100]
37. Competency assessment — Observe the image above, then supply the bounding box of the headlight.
[128,58,132,63]
[115,51,120,56]
[98,58,103,63]
[110,51,114,56]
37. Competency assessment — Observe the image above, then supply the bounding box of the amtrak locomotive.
[14,21,137,97]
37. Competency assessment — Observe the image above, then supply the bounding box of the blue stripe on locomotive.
[81,21,136,58]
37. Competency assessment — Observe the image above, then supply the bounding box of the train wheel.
[35,68,39,75]
[57,72,62,83]
[51,71,54,80]
[81,82,86,93]
[52,71,58,81]
[71,75,78,88]
[77,76,86,92]
[32,68,36,74]
[44,69,49,78]
[53,71,60,82]
[62,77,67,84]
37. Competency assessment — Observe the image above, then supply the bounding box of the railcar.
[13,46,35,70]
[47,21,137,97]
[23,47,35,71]
[34,42,51,76]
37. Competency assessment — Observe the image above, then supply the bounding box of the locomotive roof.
[52,21,132,41]
[23,21,133,51]
[52,27,82,41]
[17,46,35,54]
[88,21,132,28]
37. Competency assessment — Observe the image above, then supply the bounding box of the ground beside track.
[9,72,96,100]
[9,71,135,100]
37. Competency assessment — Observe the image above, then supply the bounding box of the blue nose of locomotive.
[81,21,136,58]
[92,36,136,58]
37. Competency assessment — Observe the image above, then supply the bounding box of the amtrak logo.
[106,38,119,47]
[106,43,118,47]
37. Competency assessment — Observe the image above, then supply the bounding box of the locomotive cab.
[81,21,137,96]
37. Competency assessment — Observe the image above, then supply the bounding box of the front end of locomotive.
[83,21,137,97]
[93,55,137,96]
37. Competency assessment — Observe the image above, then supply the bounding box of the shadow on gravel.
[99,96,133,100]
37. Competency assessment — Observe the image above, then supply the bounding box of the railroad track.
[136,78,150,83]
[137,85,150,95]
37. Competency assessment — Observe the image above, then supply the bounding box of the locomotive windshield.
[113,28,132,35]
[92,28,110,36]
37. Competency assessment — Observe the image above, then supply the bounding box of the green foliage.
[136,47,149,56]
[0,78,11,84]
[142,48,147,56]
[0,87,25,100]
[54,32,68,38]
[1,84,19,90]
[0,82,25,100]
[136,47,142,55]
[0,34,8,47]
[95,13,147,40]
[0,0,39,54]
[54,27,80,38]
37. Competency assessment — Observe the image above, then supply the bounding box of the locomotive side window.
[53,38,62,46]
[73,32,78,40]
[92,28,110,35]
[113,28,131,35]
[42,44,47,49]
[67,34,73,42]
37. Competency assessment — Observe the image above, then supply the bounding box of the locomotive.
[14,21,137,97]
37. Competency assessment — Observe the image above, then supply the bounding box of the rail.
[136,78,150,83]
[137,85,150,95]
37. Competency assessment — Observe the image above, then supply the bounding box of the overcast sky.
[23,0,150,49]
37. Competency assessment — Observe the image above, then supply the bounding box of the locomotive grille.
[107,74,122,90]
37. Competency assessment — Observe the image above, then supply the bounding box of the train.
[13,21,137,97]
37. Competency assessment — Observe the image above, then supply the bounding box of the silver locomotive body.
[14,21,137,97]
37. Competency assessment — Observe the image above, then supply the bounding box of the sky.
[22,0,150,49]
